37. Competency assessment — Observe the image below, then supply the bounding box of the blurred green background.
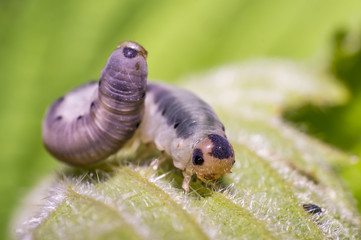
[1,0,361,238]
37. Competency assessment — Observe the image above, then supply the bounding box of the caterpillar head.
[192,134,235,182]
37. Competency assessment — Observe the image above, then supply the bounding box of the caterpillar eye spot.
[77,115,83,120]
[98,80,102,87]
[174,122,179,129]
[208,134,233,159]
[123,47,138,59]
[135,62,140,70]
[192,148,204,165]
[55,116,62,121]
[135,121,141,128]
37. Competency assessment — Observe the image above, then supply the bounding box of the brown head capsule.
[192,134,235,181]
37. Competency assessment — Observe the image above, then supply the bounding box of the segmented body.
[140,82,226,170]
[42,42,234,191]
[42,42,148,165]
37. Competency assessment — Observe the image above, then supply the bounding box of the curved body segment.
[42,42,148,165]
[42,42,233,192]
[140,83,235,191]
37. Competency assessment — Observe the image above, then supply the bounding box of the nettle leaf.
[13,60,360,239]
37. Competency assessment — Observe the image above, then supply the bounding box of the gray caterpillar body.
[43,41,234,192]
[42,42,148,165]
[140,83,235,191]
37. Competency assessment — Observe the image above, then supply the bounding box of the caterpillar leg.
[182,169,193,192]
[150,152,167,170]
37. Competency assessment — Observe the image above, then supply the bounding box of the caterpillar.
[42,41,235,192]
[140,83,235,191]
[42,41,148,165]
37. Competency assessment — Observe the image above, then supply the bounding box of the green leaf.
[3,1,361,239]
[282,29,361,211]
[13,60,360,239]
